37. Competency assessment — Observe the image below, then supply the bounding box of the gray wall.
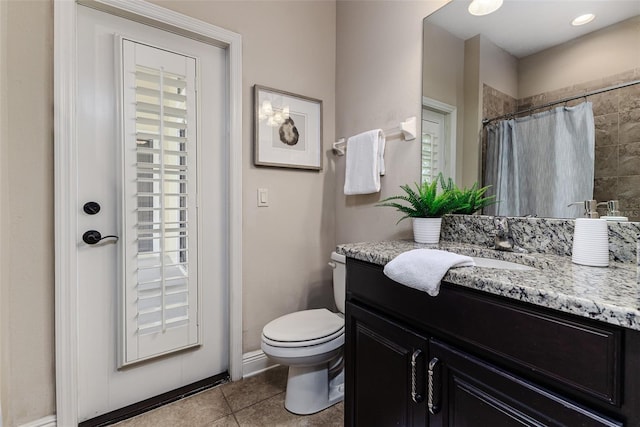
[519,16,640,98]
[334,0,447,244]
[1,1,55,425]
[422,21,465,184]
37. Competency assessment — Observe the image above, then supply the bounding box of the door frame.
[54,1,243,425]
[422,96,458,184]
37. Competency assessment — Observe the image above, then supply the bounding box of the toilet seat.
[262,309,344,348]
[262,327,344,348]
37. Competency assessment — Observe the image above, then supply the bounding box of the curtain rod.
[482,79,640,126]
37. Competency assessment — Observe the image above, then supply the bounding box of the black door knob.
[83,201,101,215]
[83,230,119,245]
[83,230,102,244]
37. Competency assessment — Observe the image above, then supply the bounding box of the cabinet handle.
[428,357,441,415]
[410,349,424,403]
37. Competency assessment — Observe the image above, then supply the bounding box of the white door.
[422,109,446,183]
[76,6,228,421]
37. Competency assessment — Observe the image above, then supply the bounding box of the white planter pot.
[412,217,442,244]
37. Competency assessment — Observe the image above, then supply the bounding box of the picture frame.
[254,85,323,171]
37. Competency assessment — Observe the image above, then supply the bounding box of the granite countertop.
[337,240,640,331]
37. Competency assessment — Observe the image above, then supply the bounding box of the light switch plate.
[257,188,269,207]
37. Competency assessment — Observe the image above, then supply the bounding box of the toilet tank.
[330,251,346,314]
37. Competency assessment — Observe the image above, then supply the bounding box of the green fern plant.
[439,175,497,215]
[377,177,466,223]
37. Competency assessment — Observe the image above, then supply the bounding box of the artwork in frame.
[254,85,323,170]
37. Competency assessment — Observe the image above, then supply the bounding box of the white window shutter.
[422,132,439,183]
[422,109,447,184]
[120,39,199,366]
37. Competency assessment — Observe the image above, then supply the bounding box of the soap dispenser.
[598,200,628,222]
[568,200,609,267]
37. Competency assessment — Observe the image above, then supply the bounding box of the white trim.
[18,415,57,427]
[54,2,79,426]
[242,350,279,379]
[54,1,243,424]
[422,96,458,184]
[225,8,244,383]
[422,96,456,114]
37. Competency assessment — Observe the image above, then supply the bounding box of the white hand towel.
[344,129,386,195]
[383,249,475,296]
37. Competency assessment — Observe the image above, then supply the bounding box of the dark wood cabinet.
[429,339,621,427]
[346,302,428,427]
[345,258,640,427]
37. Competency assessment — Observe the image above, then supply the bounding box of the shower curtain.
[484,101,595,218]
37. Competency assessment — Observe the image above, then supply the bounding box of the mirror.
[422,0,640,220]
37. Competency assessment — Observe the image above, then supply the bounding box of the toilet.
[260,251,346,415]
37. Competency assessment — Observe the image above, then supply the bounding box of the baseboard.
[19,415,57,427]
[242,349,278,378]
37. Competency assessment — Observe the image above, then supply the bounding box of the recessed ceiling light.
[572,13,596,26]
[468,0,504,16]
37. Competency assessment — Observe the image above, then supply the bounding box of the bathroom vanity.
[340,240,640,427]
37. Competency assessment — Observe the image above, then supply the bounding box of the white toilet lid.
[263,309,344,343]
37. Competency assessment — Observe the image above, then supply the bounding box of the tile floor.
[112,366,344,426]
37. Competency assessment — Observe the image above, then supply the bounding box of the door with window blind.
[121,40,201,365]
[77,6,227,421]
[422,109,447,183]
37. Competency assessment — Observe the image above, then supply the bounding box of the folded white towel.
[344,129,386,195]
[383,249,475,296]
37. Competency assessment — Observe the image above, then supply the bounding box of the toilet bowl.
[260,252,346,415]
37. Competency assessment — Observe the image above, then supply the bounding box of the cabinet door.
[428,339,622,427]
[345,302,428,427]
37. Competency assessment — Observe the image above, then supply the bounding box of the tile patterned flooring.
[113,366,344,426]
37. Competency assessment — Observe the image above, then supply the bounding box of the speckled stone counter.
[337,240,640,331]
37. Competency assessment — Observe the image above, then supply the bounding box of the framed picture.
[254,85,323,170]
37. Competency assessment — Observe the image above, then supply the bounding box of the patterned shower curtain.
[484,101,595,218]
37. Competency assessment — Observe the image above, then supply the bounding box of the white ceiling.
[426,0,640,58]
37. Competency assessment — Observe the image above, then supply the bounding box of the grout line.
[198,394,235,427]
[231,412,241,427]
[220,389,234,417]
[220,367,289,414]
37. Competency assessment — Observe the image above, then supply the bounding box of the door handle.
[410,349,424,403]
[428,357,441,415]
[83,230,119,245]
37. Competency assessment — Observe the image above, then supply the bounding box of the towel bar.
[332,116,416,156]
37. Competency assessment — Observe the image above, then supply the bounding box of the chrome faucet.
[494,217,527,253]
[568,200,599,218]
[494,216,514,251]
